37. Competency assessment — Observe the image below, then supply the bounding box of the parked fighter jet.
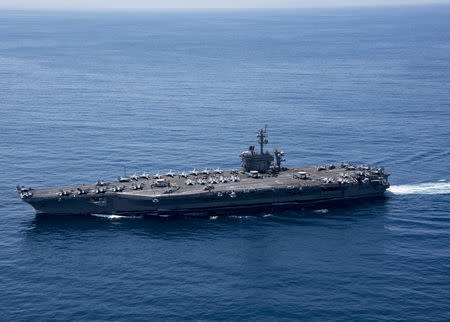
[118,176,130,182]
[16,185,32,193]
[111,185,125,192]
[96,179,108,186]
[58,190,71,197]
[77,187,88,195]
[131,183,144,190]
[20,191,33,199]
[139,172,150,179]
[95,187,106,194]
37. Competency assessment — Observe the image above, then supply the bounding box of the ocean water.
[1,6,450,320]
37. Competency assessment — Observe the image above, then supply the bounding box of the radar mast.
[240,125,274,173]
[257,125,269,154]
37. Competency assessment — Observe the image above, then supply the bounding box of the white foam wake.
[91,214,142,219]
[388,181,450,195]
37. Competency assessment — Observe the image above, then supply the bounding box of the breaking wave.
[91,214,143,219]
[388,181,450,195]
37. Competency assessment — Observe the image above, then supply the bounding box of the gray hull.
[19,128,390,216]
[23,169,388,216]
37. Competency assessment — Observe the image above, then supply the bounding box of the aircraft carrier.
[18,127,390,216]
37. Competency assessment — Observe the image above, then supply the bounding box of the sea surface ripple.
[0,6,449,320]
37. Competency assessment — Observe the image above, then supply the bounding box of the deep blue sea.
[1,5,450,320]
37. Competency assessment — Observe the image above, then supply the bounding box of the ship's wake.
[388,180,450,195]
[91,214,143,219]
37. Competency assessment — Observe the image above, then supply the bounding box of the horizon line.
[1,2,449,12]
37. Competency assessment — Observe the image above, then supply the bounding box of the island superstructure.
[18,127,390,215]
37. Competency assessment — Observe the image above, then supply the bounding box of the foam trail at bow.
[388,181,450,195]
[91,214,143,219]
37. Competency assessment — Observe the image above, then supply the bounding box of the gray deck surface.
[29,166,360,199]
